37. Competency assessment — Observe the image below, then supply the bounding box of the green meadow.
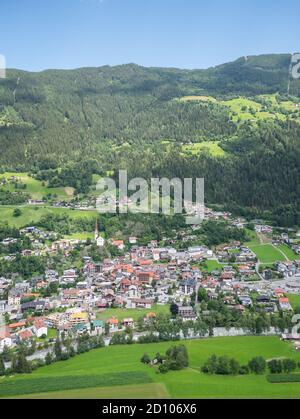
[0,205,97,228]
[221,97,290,123]
[96,305,170,323]
[0,172,74,201]
[2,336,300,399]
[245,229,261,246]
[286,294,300,310]
[182,142,225,157]
[278,244,299,261]
[249,244,287,264]
[200,260,223,273]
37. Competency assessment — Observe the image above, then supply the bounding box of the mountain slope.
[0,54,300,225]
[0,53,299,166]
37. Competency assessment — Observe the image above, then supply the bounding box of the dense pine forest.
[0,54,300,226]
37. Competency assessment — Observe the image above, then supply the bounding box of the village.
[1,205,300,362]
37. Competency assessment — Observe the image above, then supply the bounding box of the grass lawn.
[11,383,169,400]
[286,294,300,310]
[221,97,289,124]
[0,172,73,201]
[1,337,300,399]
[200,260,223,273]
[249,244,286,264]
[64,232,95,241]
[96,305,170,322]
[278,244,298,261]
[245,229,261,246]
[182,142,225,157]
[0,205,97,228]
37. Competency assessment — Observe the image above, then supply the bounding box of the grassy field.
[182,142,225,157]
[0,172,73,201]
[178,96,217,103]
[12,383,170,399]
[245,229,261,246]
[221,97,287,123]
[2,336,300,399]
[96,305,170,322]
[64,232,95,240]
[278,244,299,261]
[200,260,223,273]
[286,294,300,310]
[249,244,286,264]
[177,95,300,126]
[0,205,97,228]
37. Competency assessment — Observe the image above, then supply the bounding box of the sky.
[0,0,299,71]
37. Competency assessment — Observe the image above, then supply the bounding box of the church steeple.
[95,220,99,240]
[95,220,105,247]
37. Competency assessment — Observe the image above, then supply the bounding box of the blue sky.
[1,0,299,71]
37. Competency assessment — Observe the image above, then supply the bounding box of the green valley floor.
[1,336,300,399]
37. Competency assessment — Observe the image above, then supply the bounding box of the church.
[95,221,105,248]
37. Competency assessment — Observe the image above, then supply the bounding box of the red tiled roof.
[18,329,33,340]
[9,321,26,329]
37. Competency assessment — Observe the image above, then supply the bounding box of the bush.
[45,353,53,365]
[165,345,189,369]
[268,359,283,374]
[267,374,300,383]
[282,359,297,374]
[248,357,266,375]
[140,353,151,365]
[239,365,250,375]
[158,363,170,374]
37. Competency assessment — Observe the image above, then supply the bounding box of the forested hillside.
[0,54,300,225]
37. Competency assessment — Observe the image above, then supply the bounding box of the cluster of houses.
[1,232,299,352]
[1,207,300,353]
[0,317,48,352]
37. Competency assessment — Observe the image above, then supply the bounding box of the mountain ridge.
[5,53,295,73]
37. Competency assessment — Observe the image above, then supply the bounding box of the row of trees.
[201,355,298,376]
[0,333,105,377]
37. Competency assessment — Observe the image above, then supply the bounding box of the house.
[0,327,12,352]
[8,320,27,331]
[137,271,155,285]
[95,221,105,247]
[18,329,34,341]
[256,295,271,304]
[8,291,21,309]
[278,298,293,312]
[127,298,154,309]
[178,306,196,321]
[107,317,119,332]
[68,311,89,327]
[32,319,48,338]
[60,269,77,284]
[239,296,252,307]
[122,318,134,328]
[146,312,156,320]
[111,240,125,251]
[21,301,45,314]
[0,300,6,311]
[179,279,196,295]
[91,320,104,335]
